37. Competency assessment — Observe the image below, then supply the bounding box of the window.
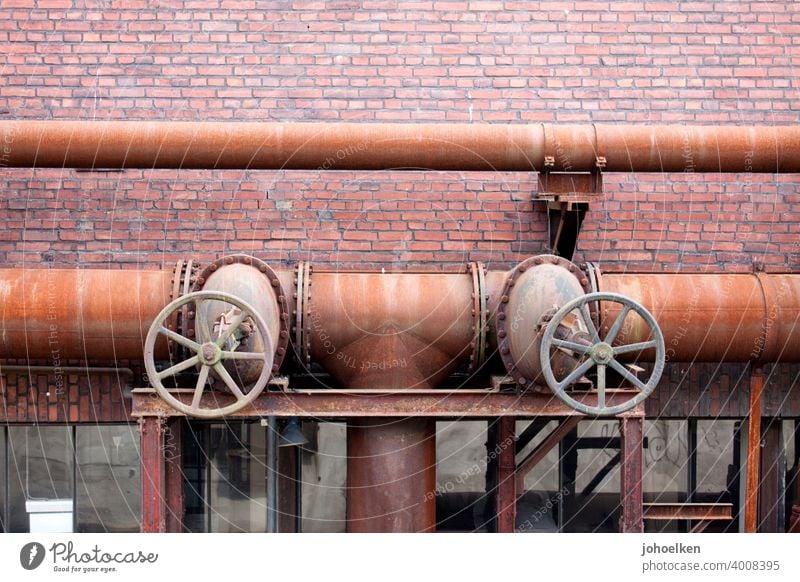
[76,425,141,532]
[1,425,139,533]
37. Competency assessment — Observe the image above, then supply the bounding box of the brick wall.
[1,1,799,271]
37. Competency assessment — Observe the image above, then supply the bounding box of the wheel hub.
[200,342,222,365]
[590,342,613,364]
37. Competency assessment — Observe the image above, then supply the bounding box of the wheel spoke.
[213,363,246,401]
[605,305,631,345]
[215,309,250,347]
[159,326,200,351]
[613,340,658,356]
[157,355,200,380]
[596,364,606,409]
[551,338,590,355]
[579,304,600,344]
[221,350,266,361]
[191,365,210,410]
[609,359,647,391]
[556,358,595,391]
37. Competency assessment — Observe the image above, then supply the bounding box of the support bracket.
[537,171,603,260]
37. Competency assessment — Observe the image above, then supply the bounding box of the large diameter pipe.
[2,121,800,173]
[308,272,475,389]
[0,268,172,361]
[347,418,436,532]
[601,273,800,363]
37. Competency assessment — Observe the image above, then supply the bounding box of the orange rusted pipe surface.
[0,268,172,361]
[307,272,476,389]
[2,121,800,172]
[600,273,800,363]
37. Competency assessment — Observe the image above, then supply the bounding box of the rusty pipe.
[307,271,477,389]
[2,121,800,173]
[347,418,437,532]
[0,268,173,361]
[600,273,800,363]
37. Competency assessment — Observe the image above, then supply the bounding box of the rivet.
[568,264,576,272]
[259,265,267,273]
[508,280,515,286]
[272,365,279,373]
[277,348,285,355]
[501,295,509,303]
[498,330,506,338]
[271,279,279,287]
[278,295,285,302]
[501,347,510,355]
[293,292,298,299]
[244,257,252,264]
[550,257,559,264]
[187,329,195,337]
[210,264,218,271]
[280,330,288,338]
[518,378,527,385]
[498,313,506,320]
[533,257,542,265]
[225,257,234,265]
[580,278,589,286]
[197,277,205,285]
[518,264,526,272]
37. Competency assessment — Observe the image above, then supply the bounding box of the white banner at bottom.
[0,533,798,582]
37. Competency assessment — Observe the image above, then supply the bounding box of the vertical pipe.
[266,417,278,533]
[139,417,166,533]
[619,416,644,533]
[745,368,764,533]
[495,417,517,533]
[164,417,184,533]
[347,419,436,532]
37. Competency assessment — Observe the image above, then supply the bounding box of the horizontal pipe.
[2,121,800,172]
[2,266,799,368]
[0,268,172,361]
[600,273,800,362]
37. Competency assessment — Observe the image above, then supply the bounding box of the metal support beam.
[515,417,581,493]
[619,416,644,533]
[745,367,765,533]
[139,416,167,533]
[495,417,517,533]
[164,417,184,533]
[537,171,600,260]
[132,387,644,419]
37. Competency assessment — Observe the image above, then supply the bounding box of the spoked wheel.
[539,292,666,416]
[144,291,275,419]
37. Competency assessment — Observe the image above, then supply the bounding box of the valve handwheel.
[539,292,666,416]
[144,291,275,419]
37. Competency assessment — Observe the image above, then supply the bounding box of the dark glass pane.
[562,420,619,533]
[75,425,140,532]
[0,428,6,532]
[182,422,208,533]
[7,426,73,533]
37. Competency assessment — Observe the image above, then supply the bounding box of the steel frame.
[133,380,646,533]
